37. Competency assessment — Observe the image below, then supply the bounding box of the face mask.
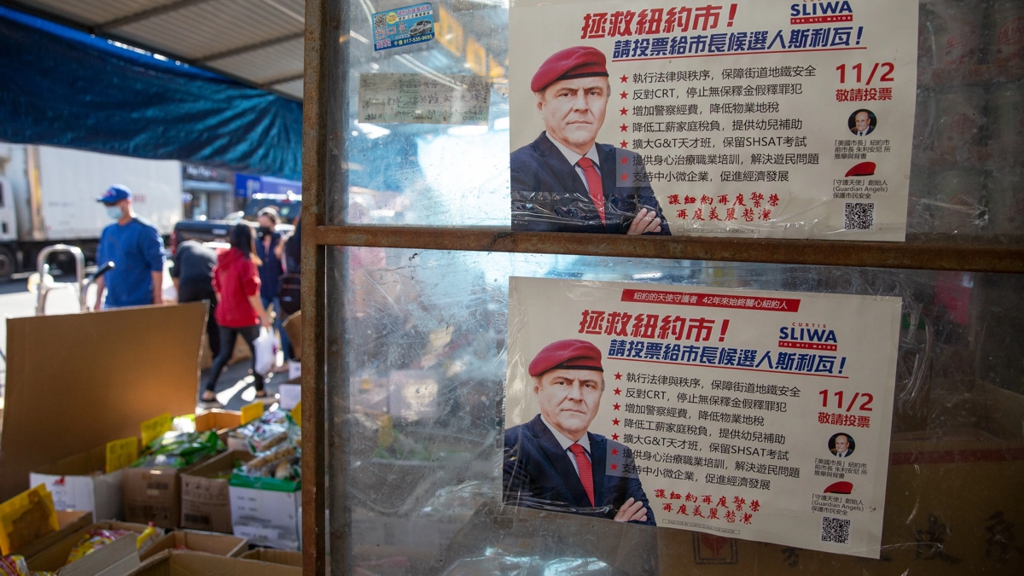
[258,226,272,235]
[106,206,123,220]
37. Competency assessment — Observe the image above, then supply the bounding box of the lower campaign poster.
[503,277,901,558]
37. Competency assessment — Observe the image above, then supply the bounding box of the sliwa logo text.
[778,324,837,351]
[791,0,853,25]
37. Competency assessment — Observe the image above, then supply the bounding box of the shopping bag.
[253,327,276,376]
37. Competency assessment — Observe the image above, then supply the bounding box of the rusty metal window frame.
[298,0,1024,573]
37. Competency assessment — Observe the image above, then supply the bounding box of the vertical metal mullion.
[301,0,329,573]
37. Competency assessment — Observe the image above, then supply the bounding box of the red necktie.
[576,157,606,223]
[568,443,595,506]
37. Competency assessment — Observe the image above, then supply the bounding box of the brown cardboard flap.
[12,510,93,559]
[139,530,247,562]
[33,445,110,476]
[239,549,303,567]
[1,302,207,502]
[181,450,252,479]
[27,521,158,572]
[128,550,301,575]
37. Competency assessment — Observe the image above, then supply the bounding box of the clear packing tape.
[330,247,1024,575]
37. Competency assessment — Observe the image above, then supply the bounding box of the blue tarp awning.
[0,6,302,179]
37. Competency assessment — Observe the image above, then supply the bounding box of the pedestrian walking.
[92,185,165,310]
[255,207,291,371]
[170,239,220,359]
[201,223,272,403]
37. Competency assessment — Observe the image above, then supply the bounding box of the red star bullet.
[610,463,619,471]
[620,140,628,148]
[614,387,622,395]
[614,372,622,380]
[621,174,628,181]
[620,74,629,83]
[620,124,628,132]
[612,418,620,426]
[620,91,628,99]
[620,107,628,116]
[611,448,619,455]
[611,433,620,441]
[613,403,621,410]
[620,157,628,165]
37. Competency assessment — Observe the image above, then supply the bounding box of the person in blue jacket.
[504,339,656,525]
[511,46,670,235]
[92,185,165,310]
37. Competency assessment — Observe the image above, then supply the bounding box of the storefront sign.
[509,1,917,240]
[504,277,901,557]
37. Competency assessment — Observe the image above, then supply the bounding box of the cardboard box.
[27,518,159,569]
[11,510,93,559]
[194,410,242,435]
[128,550,301,575]
[30,444,127,521]
[1,302,207,502]
[180,451,253,533]
[229,486,301,550]
[139,530,247,562]
[239,548,302,567]
[123,465,203,529]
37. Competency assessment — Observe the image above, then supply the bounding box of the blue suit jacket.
[503,415,656,525]
[511,132,671,235]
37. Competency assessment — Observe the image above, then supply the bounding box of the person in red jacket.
[201,223,273,403]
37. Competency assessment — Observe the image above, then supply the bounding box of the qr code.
[821,516,851,545]
[844,202,874,230]
[373,13,387,29]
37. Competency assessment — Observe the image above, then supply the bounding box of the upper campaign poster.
[509,1,918,240]
[504,277,902,557]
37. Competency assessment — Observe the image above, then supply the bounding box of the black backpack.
[278,272,300,316]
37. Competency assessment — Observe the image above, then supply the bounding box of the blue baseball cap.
[97,185,132,205]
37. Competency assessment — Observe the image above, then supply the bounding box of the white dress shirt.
[546,133,601,193]
[540,415,592,477]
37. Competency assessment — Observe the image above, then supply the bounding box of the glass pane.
[327,246,1024,574]
[327,0,1024,244]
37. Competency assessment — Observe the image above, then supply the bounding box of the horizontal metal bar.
[98,0,215,30]
[310,225,1024,273]
[261,72,305,87]
[198,31,304,63]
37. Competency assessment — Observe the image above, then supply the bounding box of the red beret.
[529,339,604,377]
[531,46,609,93]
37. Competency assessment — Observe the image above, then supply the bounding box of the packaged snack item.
[64,529,130,565]
[0,555,28,576]
[131,430,225,469]
[231,413,302,490]
[0,486,59,555]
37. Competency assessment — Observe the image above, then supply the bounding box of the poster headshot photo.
[848,109,878,137]
[829,432,856,458]
[502,338,656,525]
[509,44,671,236]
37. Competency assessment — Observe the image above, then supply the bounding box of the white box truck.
[0,144,182,280]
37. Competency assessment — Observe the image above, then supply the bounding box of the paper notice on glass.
[504,277,901,557]
[359,73,491,125]
[509,1,917,240]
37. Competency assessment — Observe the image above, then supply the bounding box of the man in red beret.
[511,46,670,236]
[504,339,656,525]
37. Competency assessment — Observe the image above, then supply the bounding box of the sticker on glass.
[372,3,435,51]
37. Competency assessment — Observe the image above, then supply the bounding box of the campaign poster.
[509,1,918,240]
[504,277,901,557]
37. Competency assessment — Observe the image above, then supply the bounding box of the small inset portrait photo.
[828,432,856,458]
[848,109,877,136]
